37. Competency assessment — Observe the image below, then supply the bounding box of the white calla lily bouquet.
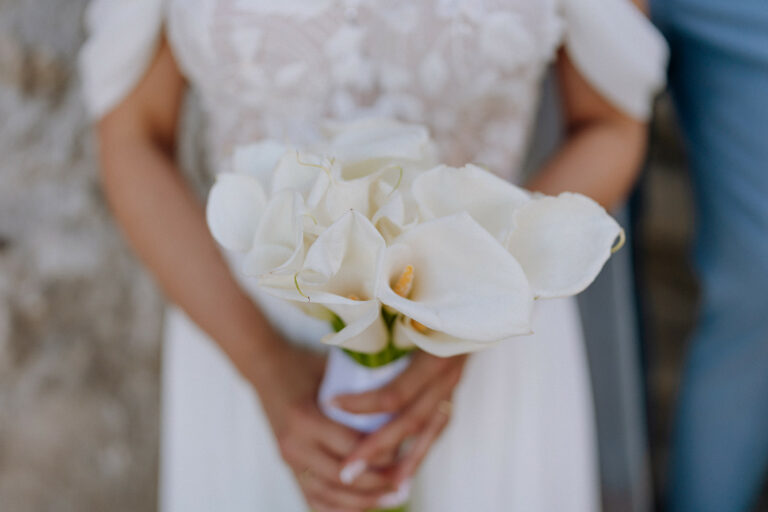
[206,118,623,507]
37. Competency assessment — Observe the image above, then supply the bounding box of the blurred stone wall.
[0,1,163,510]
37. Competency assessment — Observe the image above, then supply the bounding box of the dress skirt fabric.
[160,296,598,512]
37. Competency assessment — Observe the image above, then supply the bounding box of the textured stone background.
[0,1,163,511]
[0,1,762,511]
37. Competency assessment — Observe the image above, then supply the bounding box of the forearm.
[526,119,646,210]
[98,134,282,387]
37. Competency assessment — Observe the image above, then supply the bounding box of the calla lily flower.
[322,118,438,179]
[412,164,531,241]
[242,190,306,277]
[370,187,423,244]
[207,119,625,361]
[207,140,291,252]
[308,168,373,227]
[505,192,623,299]
[265,210,389,354]
[377,213,534,348]
[305,157,412,232]
[206,173,267,252]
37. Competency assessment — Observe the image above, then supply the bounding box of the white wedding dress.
[80,1,667,510]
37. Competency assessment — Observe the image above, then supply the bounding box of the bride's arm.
[525,49,648,208]
[98,41,282,389]
[97,39,394,512]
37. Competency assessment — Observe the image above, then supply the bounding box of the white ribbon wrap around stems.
[318,347,413,508]
[319,347,411,433]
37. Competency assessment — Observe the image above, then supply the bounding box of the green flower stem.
[329,308,413,368]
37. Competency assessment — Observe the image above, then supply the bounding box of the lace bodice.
[81,0,668,181]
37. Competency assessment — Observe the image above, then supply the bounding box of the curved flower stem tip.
[294,273,309,300]
[385,165,404,196]
[295,150,333,180]
[611,229,626,254]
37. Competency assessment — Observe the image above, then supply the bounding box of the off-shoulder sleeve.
[78,0,164,120]
[561,0,669,120]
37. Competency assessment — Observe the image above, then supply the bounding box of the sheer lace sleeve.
[561,0,668,120]
[78,0,164,120]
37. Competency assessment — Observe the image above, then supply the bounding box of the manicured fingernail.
[339,460,366,484]
[377,480,412,508]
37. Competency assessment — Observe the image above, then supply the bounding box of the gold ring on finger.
[437,399,453,416]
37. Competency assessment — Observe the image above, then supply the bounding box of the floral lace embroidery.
[167,0,565,179]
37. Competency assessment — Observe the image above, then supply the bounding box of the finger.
[288,437,394,492]
[394,405,452,484]
[307,408,363,458]
[343,364,462,466]
[334,354,460,414]
[335,353,453,413]
[284,436,347,485]
[343,464,397,493]
[301,471,385,511]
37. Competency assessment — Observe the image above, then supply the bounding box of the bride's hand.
[333,352,467,487]
[255,343,397,512]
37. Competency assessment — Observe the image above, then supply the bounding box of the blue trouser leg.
[651,1,768,511]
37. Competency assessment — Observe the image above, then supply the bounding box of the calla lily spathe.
[206,173,267,253]
[412,164,531,242]
[506,192,623,299]
[377,213,534,343]
[263,210,390,354]
[207,139,290,253]
[322,117,437,173]
[242,190,306,277]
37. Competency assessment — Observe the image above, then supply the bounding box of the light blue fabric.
[651,1,768,510]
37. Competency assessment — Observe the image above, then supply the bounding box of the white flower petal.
[280,211,389,353]
[316,178,372,224]
[371,191,405,228]
[377,213,533,341]
[506,192,622,298]
[393,317,500,357]
[243,191,305,276]
[322,301,389,353]
[325,118,435,166]
[299,210,385,300]
[232,139,286,186]
[271,150,327,196]
[412,164,530,241]
[371,190,421,244]
[206,173,267,252]
[256,273,306,303]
